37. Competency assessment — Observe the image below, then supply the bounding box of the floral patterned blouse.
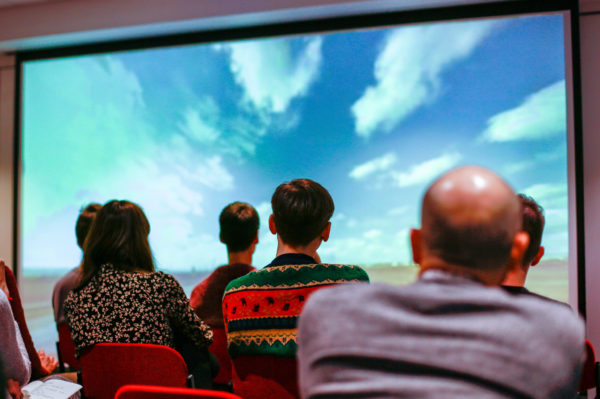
[64,263,213,356]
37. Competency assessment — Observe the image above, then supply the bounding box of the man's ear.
[254,231,259,244]
[320,222,331,242]
[410,228,422,265]
[510,231,530,267]
[531,246,544,266]
[219,232,225,244]
[268,214,277,235]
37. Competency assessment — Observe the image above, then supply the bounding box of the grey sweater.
[298,270,585,399]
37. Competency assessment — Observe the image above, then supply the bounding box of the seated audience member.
[190,202,258,388]
[190,202,258,327]
[1,260,57,383]
[222,178,369,398]
[52,203,101,326]
[297,166,585,399]
[502,194,565,305]
[64,200,216,388]
[1,280,30,399]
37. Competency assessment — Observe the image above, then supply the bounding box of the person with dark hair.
[502,194,553,298]
[189,202,259,388]
[63,200,215,388]
[190,202,259,327]
[222,179,368,398]
[52,203,102,326]
[297,166,585,399]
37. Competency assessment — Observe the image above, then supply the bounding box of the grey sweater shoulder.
[298,276,585,399]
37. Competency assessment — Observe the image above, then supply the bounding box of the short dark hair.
[77,200,155,290]
[518,193,545,265]
[75,203,102,249]
[271,179,334,247]
[220,202,259,252]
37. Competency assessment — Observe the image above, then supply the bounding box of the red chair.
[56,322,80,372]
[231,355,298,399]
[578,340,596,395]
[79,343,191,399]
[115,385,242,399]
[208,328,232,386]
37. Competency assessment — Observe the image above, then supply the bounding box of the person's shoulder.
[303,281,383,313]
[319,263,370,282]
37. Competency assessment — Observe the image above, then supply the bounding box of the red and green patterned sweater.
[222,254,369,358]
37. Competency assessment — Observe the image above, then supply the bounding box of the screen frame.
[13,0,585,313]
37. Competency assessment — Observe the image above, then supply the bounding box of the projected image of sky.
[22,14,568,272]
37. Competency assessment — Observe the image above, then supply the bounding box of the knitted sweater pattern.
[222,263,369,358]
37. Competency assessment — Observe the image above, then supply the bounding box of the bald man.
[297,166,585,399]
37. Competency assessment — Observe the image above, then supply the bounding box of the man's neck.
[228,250,253,265]
[502,266,528,287]
[275,240,320,261]
[418,258,506,286]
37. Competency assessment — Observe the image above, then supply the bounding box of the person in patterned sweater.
[222,179,369,399]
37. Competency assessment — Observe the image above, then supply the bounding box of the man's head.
[75,203,102,250]
[518,193,545,266]
[220,202,260,253]
[270,179,334,248]
[411,166,528,285]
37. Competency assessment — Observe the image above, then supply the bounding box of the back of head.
[420,166,522,272]
[75,203,102,249]
[271,178,334,247]
[518,194,545,265]
[220,202,259,252]
[77,200,155,289]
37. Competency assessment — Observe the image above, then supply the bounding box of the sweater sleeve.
[163,274,213,349]
[0,291,31,385]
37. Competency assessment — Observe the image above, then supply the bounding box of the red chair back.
[231,355,298,399]
[208,328,232,385]
[56,322,80,371]
[116,385,242,399]
[80,343,189,399]
[578,339,596,392]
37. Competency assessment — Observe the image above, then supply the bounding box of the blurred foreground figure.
[298,166,585,399]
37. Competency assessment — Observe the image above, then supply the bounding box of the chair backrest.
[208,328,232,385]
[116,385,242,399]
[80,343,189,399]
[579,339,596,392]
[231,355,298,399]
[56,322,80,371]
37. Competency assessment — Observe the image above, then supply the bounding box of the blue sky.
[21,14,569,272]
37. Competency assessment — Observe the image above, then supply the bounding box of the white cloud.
[504,145,565,175]
[481,80,566,142]
[388,206,409,216]
[521,182,568,211]
[221,37,323,113]
[522,182,566,203]
[255,201,272,229]
[178,107,220,143]
[391,152,462,187]
[349,152,397,180]
[352,20,497,138]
